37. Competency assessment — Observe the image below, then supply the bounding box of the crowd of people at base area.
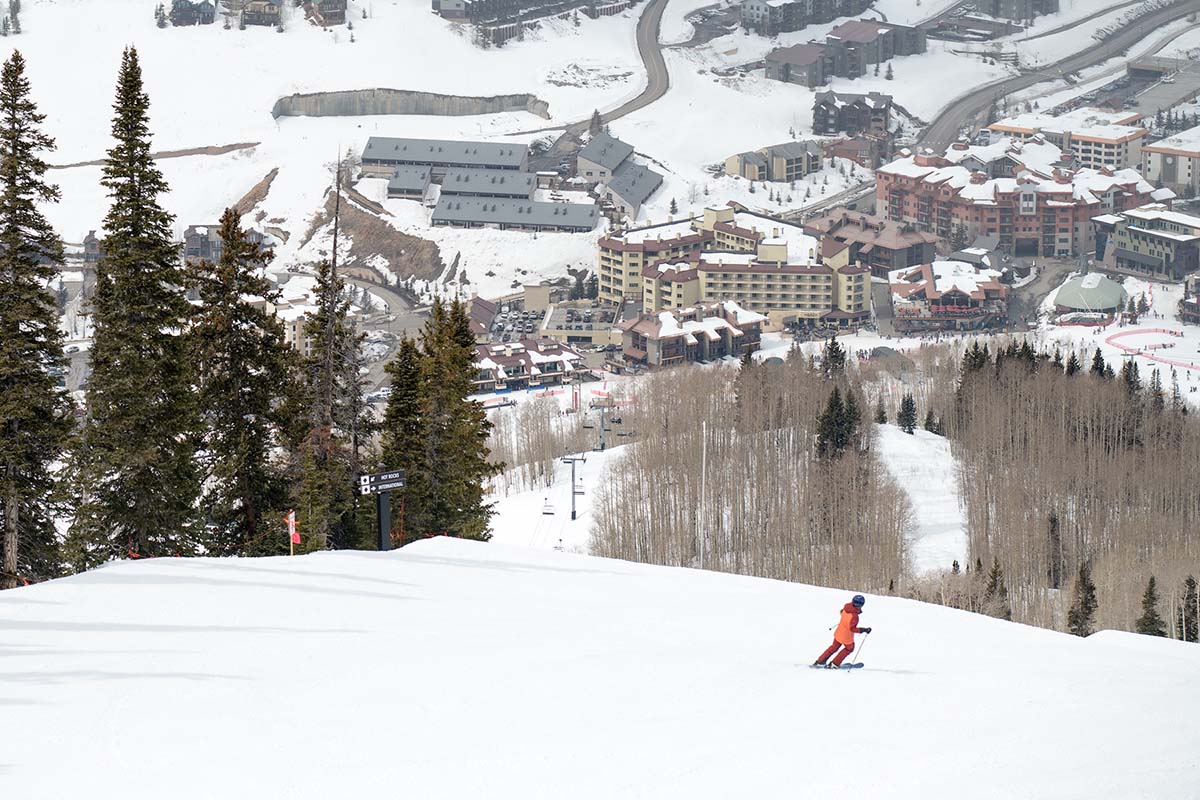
[812,594,874,669]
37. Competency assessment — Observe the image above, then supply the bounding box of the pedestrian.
[813,594,872,669]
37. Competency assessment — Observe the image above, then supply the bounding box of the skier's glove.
[861,627,872,634]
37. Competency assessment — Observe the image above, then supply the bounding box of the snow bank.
[2,538,1197,798]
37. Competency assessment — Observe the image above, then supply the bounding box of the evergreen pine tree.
[983,558,1012,620]
[190,208,297,556]
[1179,575,1199,642]
[874,397,886,424]
[0,51,71,587]
[1120,359,1141,396]
[297,259,362,550]
[1090,348,1106,377]
[1067,561,1099,637]
[380,337,427,544]
[897,393,917,434]
[821,336,846,378]
[418,299,501,539]
[67,48,199,567]
[588,109,602,137]
[669,197,678,215]
[815,386,845,458]
[844,390,861,441]
[923,409,935,432]
[1135,576,1167,637]
[1147,368,1165,413]
[1170,368,1184,413]
[1064,352,1080,376]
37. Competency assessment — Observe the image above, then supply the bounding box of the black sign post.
[358,469,406,551]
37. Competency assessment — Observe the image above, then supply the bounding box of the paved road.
[512,0,671,136]
[344,276,427,391]
[919,0,1200,150]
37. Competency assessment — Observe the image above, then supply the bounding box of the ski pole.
[848,630,870,673]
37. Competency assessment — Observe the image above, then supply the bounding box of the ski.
[808,662,864,670]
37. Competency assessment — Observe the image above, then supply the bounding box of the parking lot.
[486,300,547,343]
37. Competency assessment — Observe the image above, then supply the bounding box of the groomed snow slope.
[3,539,1199,798]
[875,423,969,575]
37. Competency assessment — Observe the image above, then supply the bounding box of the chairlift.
[541,497,555,516]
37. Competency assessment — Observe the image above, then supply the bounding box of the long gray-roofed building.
[601,161,664,219]
[386,165,433,200]
[577,134,636,181]
[361,136,528,177]
[440,168,537,199]
[432,196,598,232]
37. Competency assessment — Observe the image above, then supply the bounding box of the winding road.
[919,0,1200,150]
[511,0,671,136]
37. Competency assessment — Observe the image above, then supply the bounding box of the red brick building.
[876,139,1171,257]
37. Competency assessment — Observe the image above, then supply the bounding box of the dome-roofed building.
[1053,273,1128,315]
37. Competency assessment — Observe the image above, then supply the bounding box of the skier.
[813,594,872,669]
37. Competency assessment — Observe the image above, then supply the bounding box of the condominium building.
[979,0,1059,20]
[724,140,825,182]
[740,0,873,37]
[988,107,1147,170]
[696,240,870,327]
[1141,125,1200,196]
[360,136,528,178]
[637,238,869,328]
[619,300,766,368]
[876,138,1171,256]
[813,91,893,137]
[764,19,925,88]
[599,204,841,306]
[1092,203,1200,279]
[471,338,587,394]
[577,133,664,219]
[805,209,938,278]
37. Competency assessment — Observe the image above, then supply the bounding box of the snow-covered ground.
[1039,275,1200,389]
[875,423,968,575]
[3,537,1198,798]
[486,445,628,552]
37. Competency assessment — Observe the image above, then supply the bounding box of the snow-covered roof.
[1143,124,1200,155]
[890,260,1006,302]
[990,107,1145,143]
[1054,274,1127,312]
[578,133,635,171]
[879,137,1158,208]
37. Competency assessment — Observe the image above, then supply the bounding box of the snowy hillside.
[3,538,1198,798]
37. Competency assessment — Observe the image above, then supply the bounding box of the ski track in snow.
[875,423,968,575]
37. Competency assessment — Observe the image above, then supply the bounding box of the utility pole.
[560,454,587,520]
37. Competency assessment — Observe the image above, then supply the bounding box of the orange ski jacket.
[834,603,865,645]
